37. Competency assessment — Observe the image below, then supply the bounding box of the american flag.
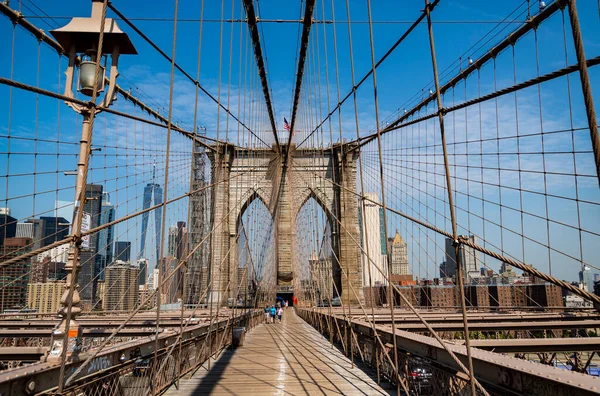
[283,117,290,132]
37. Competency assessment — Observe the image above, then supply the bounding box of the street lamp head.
[51,0,137,107]
[50,0,136,57]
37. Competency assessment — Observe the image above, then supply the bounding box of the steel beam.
[1,310,593,331]
[0,348,47,362]
[346,310,600,324]
[0,328,166,338]
[0,311,260,395]
[381,319,600,332]
[299,309,600,395]
[468,338,600,353]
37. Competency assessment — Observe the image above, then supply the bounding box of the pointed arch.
[236,188,271,231]
[294,187,334,227]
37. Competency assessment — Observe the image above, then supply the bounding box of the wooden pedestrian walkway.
[166,308,395,395]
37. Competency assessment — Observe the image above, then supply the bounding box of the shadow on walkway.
[166,309,396,395]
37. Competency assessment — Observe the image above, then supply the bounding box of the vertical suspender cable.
[423,1,477,394]
[567,0,600,187]
[365,1,400,392]
[152,1,179,394]
[329,0,352,362]
[344,0,380,377]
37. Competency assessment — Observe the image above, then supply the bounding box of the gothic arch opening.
[236,190,275,305]
[294,193,338,306]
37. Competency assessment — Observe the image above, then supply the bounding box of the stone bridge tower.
[204,143,361,305]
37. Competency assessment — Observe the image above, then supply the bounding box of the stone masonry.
[205,143,361,305]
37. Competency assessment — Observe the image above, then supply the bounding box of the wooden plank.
[165,309,394,395]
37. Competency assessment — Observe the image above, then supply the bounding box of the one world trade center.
[139,162,163,261]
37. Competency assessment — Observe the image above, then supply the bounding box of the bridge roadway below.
[165,308,394,395]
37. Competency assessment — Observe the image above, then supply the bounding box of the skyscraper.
[27,281,65,314]
[96,192,115,281]
[79,184,103,306]
[158,256,177,304]
[0,213,17,246]
[168,222,188,259]
[167,222,187,301]
[39,217,70,247]
[114,241,131,262]
[580,265,597,293]
[104,260,140,311]
[139,163,163,262]
[186,138,211,305]
[440,261,453,278]
[1,238,32,312]
[16,219,45,249]
[389,230,409,275]
[445,235,480,282]
[359,193,388,287]
[137,258,148,286]
[34,243,68,282]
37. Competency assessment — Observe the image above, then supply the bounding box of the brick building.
[529,284,563,310]
[489,285,513,308]
[465,285,490,308]
[511,284,529,308]
[394,286,419,307]
[420,286,455,308]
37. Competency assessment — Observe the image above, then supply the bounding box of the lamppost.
[46,0,136,363]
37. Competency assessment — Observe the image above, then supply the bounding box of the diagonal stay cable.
[0,2,221,150]
[154,204,261,379]
[107,3,270,148]
[242,0,280,154]
[0,75,220,152]
[351,0,565,150]
[296,0,440,148]
[0,168,256,268]
[289,159,488,394]
[288,0,316,145]
[348,54,600,153]
[64,184,262,386]
[300,160,600,306]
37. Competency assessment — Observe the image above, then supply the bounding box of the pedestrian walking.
[277,306,283,323]
[263,304,270,324]
[269,305,276,323]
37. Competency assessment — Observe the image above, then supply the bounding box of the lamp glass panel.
[78,61,105,97]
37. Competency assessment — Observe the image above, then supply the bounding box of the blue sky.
[1,1,599,283]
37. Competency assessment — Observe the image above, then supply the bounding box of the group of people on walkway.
[263,300,288,324]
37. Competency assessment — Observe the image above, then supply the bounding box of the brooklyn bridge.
[0,0,599,394]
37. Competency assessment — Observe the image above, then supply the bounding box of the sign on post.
[81,212,91,250]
